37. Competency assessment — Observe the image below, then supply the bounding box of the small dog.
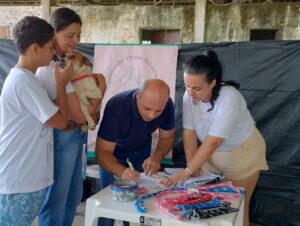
[64,51,104,130]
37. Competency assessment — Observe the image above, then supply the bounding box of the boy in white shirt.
[0,16,72,226]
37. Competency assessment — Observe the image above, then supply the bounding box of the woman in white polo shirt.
[161,50,268,226]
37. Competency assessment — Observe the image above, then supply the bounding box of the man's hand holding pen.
[120,168,140,180]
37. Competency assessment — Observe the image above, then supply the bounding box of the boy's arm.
[65,91,100,124]
[46,62,72,129]
[45,112,68,129]
[65,92,86,124]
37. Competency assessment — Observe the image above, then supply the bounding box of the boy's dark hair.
[50,7,82,32]
[13,16,54,55]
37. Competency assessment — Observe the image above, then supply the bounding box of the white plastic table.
[85,186,244,226]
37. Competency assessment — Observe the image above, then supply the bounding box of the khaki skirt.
[203,127,269,181]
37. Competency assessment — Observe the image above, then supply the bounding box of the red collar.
[71,74,97,83]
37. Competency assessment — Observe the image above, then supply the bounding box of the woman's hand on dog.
[54,61,73,87]
[91,111,101,125]
[93,73,106,95]
[92,73,106,113]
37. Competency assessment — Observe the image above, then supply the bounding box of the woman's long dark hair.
[183,50,240,111]
[50,7,82,32]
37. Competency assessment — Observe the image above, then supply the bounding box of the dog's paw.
[89,124,96,130]
[88,122,96,130]
[80,97,90,106]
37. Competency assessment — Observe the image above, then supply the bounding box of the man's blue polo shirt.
[98,89,175,159]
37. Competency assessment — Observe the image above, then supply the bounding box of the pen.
[126,158,136,176]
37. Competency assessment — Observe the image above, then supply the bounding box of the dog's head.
[64,51,92,78]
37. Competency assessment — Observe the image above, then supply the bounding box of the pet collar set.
[134,182,241,221]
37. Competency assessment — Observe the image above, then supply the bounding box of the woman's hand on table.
[191,168,202,177]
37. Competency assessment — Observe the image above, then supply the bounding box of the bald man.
[96,79,175,226]
[96,79,175,182]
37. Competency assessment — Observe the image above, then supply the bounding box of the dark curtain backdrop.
[1,39,299,225]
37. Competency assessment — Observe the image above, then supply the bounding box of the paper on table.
[186,170,222,185]
[139,172,168,189]
[164,168,221,185]
[138,168,222,188]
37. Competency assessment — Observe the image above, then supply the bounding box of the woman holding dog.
[161,50,268,226]
[36,8,105,226]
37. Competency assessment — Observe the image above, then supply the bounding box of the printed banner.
[88,45,178,158]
